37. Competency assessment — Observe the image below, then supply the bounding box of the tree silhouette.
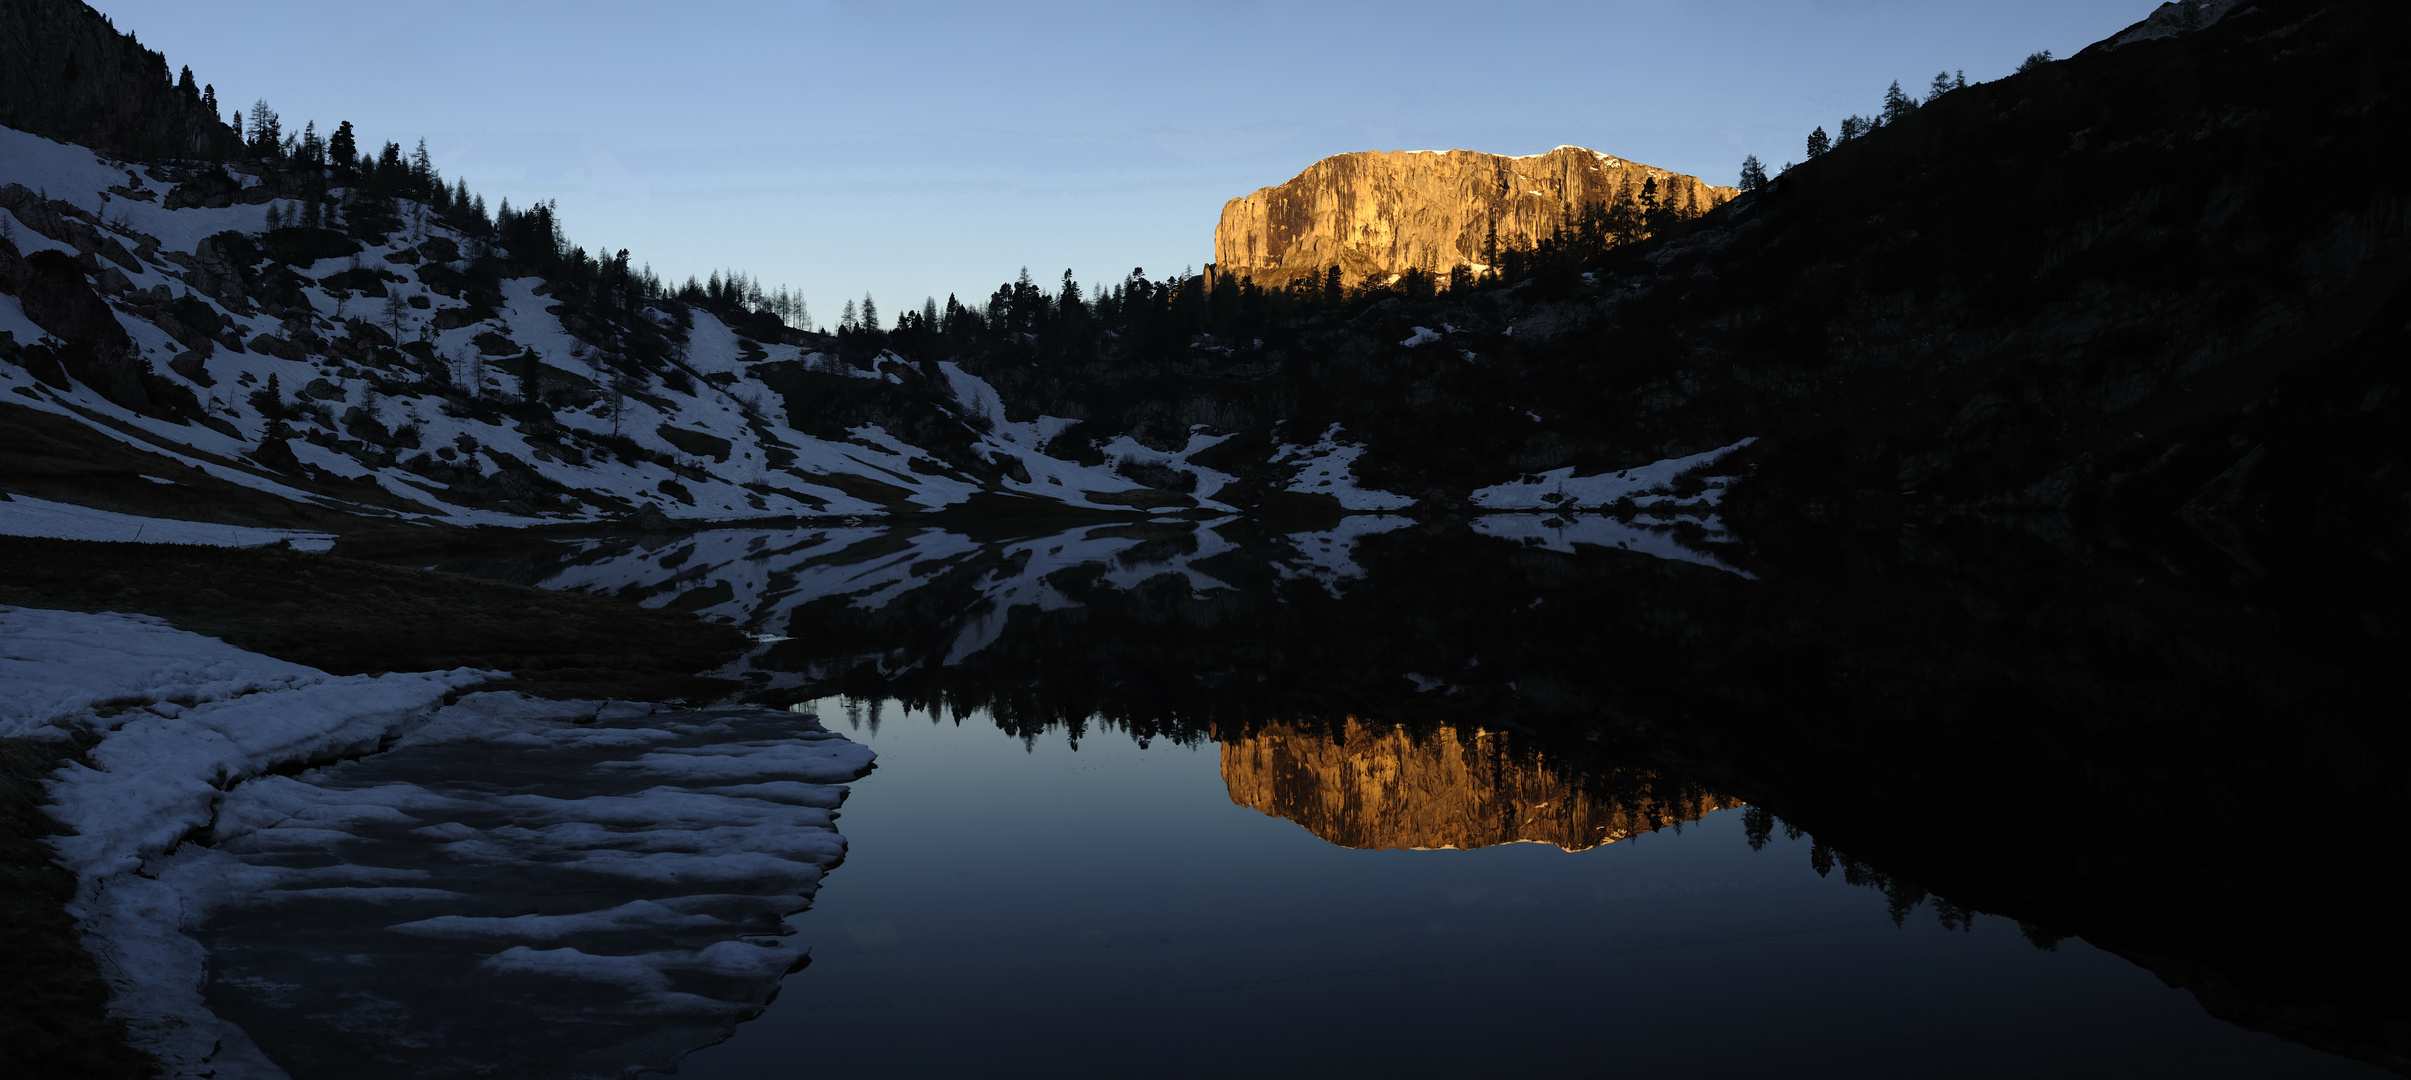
[1738,155,1768,193]
[1882,80,1918,124]
[1807,127,1831,158]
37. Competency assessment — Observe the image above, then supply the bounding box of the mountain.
[0,0,229,161]
[3,0,2406,582]
[1218,718,1735,852]
[1212,146,1738,289]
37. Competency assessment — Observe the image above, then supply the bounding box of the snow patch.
[1470,438,1754,511]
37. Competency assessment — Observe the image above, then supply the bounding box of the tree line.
[1736,52,2053,194]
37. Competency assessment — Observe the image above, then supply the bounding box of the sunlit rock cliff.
[1218,719,1737,852]
[1211,147,1738,288]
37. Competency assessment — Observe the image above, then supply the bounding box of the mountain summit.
[1212,146,1737,288]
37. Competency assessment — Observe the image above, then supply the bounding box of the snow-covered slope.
[0,125,1187,527]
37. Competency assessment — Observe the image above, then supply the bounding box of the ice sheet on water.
[13,607,872,1078]
[142,693,871,1079]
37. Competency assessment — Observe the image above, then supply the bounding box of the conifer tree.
[410,140,435,195]
[519,348,541,406]
[201,84,218,119]
[2017,50,2053,72]
[839,299,857,331]
[329,121,357,168]
[1738,155,1768,193]
[1324,265,1343,305]
[247,100,281,156]
[1925,71,1954,103]
[1882,81,1917,124]
[861,294,878,330]
[264,202,282,230]
[1807,127,1831,157]
[1838,116,1866,142]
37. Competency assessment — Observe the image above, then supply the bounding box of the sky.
[94,0,2154,326]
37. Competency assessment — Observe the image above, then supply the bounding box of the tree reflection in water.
[433,508,2409,1073]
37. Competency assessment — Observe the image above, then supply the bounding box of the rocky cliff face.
[0,0,230,161]
[1212,147,1737,288]
[1218,719,1736,852]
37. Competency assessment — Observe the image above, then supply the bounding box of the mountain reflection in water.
[1218,719,1737,852]
[427,508,2407,1076]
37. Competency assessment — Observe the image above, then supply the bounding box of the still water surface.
[666,697,2359,1079]
[430,516,2390,1077]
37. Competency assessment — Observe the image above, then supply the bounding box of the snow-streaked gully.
[10,515,2375,1078]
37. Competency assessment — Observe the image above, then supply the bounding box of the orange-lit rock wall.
[1218,719,1738,852]
[1212,146,1739,288]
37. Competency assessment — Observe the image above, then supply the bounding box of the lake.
[419,513,2397,1077]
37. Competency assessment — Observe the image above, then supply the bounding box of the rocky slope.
[0,0,227,161]
[1218,718,1734,852]
[1212,146,1736,287]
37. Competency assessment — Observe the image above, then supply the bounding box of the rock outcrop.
[1218,718,1737,852]
[0,0,232,160]
[1212,147,1738,288]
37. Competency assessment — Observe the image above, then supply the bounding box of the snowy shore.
[1,606,872,1079]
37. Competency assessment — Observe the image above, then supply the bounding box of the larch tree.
[1882,81,1918,124]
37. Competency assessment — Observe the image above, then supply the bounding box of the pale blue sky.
[95,1,2151,324]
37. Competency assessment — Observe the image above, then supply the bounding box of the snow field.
[0,492,336,550]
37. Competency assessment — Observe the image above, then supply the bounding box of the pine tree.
[861,293,878,330]
[410,139,435,196]
[1882,81,1917,124]
[247,100,281,156]
[1324,265,1343,305]
[1738,155,1768,193]
[201,84,218,119]
[1925,71,1954,103]
[329,121,356,168]
[1953,70,1968,91]
[1807,127,1831,157]
[839,298,857,331]
[176,66,198,99]
[519,348,541,406]
[264,202,282,230]
[2017,50,2053,73]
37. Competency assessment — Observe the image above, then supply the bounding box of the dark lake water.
[424,513,2400,1078]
